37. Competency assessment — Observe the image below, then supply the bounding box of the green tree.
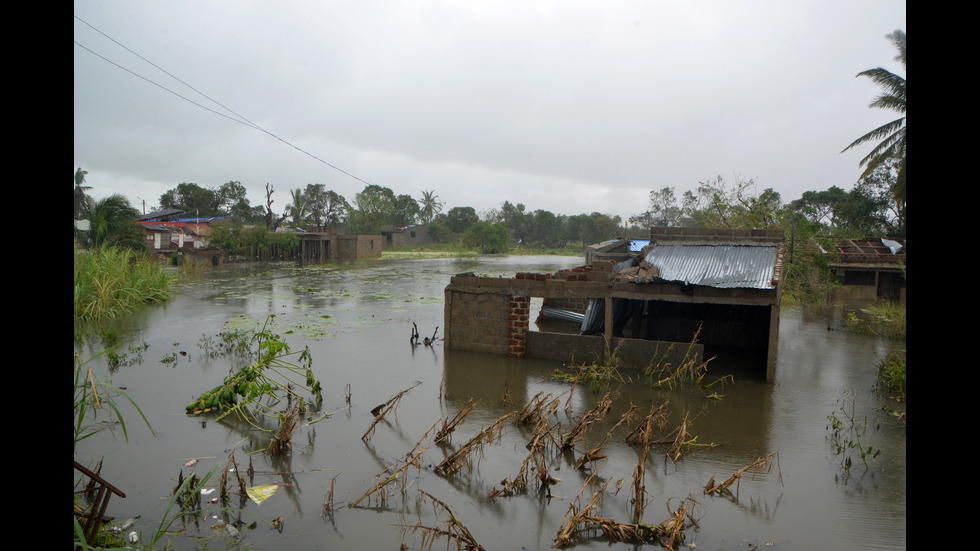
[392,194,421,226]
[159,181,249,218]
[213,181,248,217]
[462,222,510,254]
[304,184,349,229]
[349,185,396,233]
[842,29,906,204]
[159,183,216,217]
[74,167,91,220]
[78,194,142,249]
[500,201,529,243]
[418,190,444,224]
[633,187,684,228]
[445,206,479,234]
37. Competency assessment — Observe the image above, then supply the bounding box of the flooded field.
[74,256,906,550]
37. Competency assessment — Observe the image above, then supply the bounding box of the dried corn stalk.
[434,412,514,476]
[362,382,421,441]
[399,490,485,551]
[435,398,479,444]
[704,451,782,497]
[560,392,614,451]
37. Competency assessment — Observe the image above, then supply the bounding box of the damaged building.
[444,227,785,382]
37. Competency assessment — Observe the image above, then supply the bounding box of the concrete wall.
[526,331,703,370]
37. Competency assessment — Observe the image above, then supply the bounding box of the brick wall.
[445,287,513,355]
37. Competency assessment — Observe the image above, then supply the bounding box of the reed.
[74,244,177,321]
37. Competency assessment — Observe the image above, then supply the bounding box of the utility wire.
[74,15,375,187]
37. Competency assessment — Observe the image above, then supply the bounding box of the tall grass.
[74,243,177,320]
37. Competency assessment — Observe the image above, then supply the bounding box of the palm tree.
[842,30,906,204]
[288,188,308,230]
[79,194,142,249]
[74,167,91,220]
[418,190,443,224]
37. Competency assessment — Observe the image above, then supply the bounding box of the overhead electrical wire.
[73,15,375,187]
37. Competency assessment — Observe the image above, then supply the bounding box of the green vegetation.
[548,360,628,393]
[826,400,881,478]
[462,221,510,254]
[74,243,177,321]
[74,352,154,449]
[208,225,304,259]
[845,301,906,340]
[877,352,906,403]
[185,323,325,431]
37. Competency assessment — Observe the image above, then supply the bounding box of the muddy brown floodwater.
[74,256,906,551]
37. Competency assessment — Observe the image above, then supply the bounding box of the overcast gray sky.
[74,1,906,222]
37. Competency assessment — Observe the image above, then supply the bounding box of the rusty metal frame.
[74,460,126,547]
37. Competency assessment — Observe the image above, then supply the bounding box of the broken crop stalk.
[628,403,658,522]
[625,401,670,444]
[560,392,614,451]
[362,382,422,441]
[220,451,247,505]
[322,473,340,516]
[268,402,301,455]
[515,391,561,429]
[553,475,610,548]
[664,412,714,461]
[575,404,639,470]
[704,451,782,498]
[488,419,562,501]
[656,496,701,551]
[434,412,514,476]
[350,423,437,508]
[399,490,485,551]
[435,398,479,444]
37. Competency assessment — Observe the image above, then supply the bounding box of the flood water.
[74,256,906,551]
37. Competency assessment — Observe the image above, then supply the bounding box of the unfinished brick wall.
[445,286,513,355]
[444,275,533,359]
[508,296,529,358]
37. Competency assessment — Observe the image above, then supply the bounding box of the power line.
[73,15,375,187]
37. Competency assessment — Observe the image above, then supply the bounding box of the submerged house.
[444,227,784,381]
[827,237,906,304]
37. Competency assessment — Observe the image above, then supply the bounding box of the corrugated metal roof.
[643,244,777,289]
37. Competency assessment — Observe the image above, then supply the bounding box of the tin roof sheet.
[643,244,778,289]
